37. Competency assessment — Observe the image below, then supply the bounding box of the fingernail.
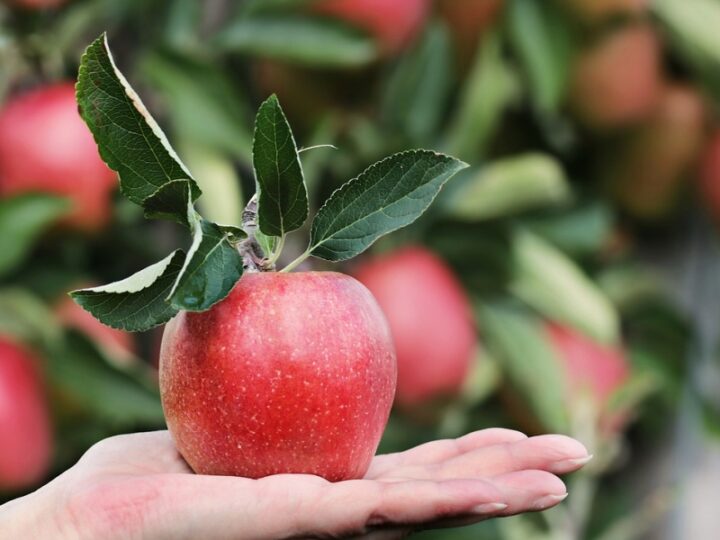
[533,493,568,510]
[472,502,508,514]
[553,454,594,471]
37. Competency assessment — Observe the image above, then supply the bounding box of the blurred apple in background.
[311,0,430,55]
[0,83,117,231]
[561,0,648,23]
[55,296,136,366]
[699,130,720,225]
[355,247,476,408]
[436,0,505,75]
[569,23,661,130]
[0,337,52,491]
[604,84,707,221]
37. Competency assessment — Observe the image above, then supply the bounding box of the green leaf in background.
[0,289,62,347]
[142,179,195,227]
[0,194,70,278]
[140,50,253,163]
[444,153,572,221]
[253,95,308,237]
[214,16,378,67]
[77,34,201,210]
[478,303,570,434]
[511,229,619,344]
[445,31,519,162]
[70,250,186,332]
[507,0,575,113]
[167,218,245,311]
[382,22,453,144]
[653,0,720,100]
[307,150,468,261]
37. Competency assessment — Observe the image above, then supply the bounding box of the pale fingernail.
[553,454,594,471]
[472,502,508,514]
[533,493,568,510]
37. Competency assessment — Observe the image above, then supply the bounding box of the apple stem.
[239,194,273,272]
[280,250,310,273]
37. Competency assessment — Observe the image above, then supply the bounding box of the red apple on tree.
[70,35,467,481]
[311,0,430,55]
[355,247,476,408]
[0,83,117,231]
[0,337,52,490]
[568,24,661,130]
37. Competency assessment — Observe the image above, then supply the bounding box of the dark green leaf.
[215,16,377,67]
[309,150,468,261]
[143,179,194,226]
[76,34,201,207]
[0,195,70,277]
[253,95,308,237]
[70,250,186,332]
[167,219,244,311]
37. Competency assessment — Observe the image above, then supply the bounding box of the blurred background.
[1,0,720,538]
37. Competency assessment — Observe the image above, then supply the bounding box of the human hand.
[1,429,591,539]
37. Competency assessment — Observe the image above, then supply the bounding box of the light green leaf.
[309,150,468,261]
[70,250,186,332]
[215,16,378,67]
[0,288,62,346]
[0,194,70,277]
[76,34,201,209]
[253,95,308,237]
[511,229,619,344]
[444,153,572,221]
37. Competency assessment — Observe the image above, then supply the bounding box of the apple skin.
[699,130,720,224]
[0,83,117,231]
[604,84,707,221]
[569,24,662,130]
[562,0,647,23]
[0,337,52,490]
[311,0,430,55]
[159,272,396,481]
[354,247,476,408]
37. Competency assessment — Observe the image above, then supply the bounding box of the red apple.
[55,296,136,366]
[545,323,631,433]
[159,272,396,481]
[568,24,661,130]
[0,83,117,231]
[0,337,52,490]
[354,247,476,408]
[436,0,505,74]
[699,130,720,224]
[604,84,707,220]
[562,0,648,23]
[311,0,430,55]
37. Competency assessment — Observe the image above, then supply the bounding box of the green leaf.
[253,95,308,237]
[0,288,62,347]
[382,23,453,143]
[167,218,245,311]
[0,195,70,277]
[70,250,186,332]
[143,179,194,227]
[309,150,468,261]
[214,16,378,67]
[76,34,201,208]
[511,229,619,344]
[256,229,279,258]
[507,0,574,113]
[478,303,570,434]
[444,153,572,221]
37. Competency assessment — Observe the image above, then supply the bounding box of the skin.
[311,0,430,55]
[0,337,52,490]
[160,272,396,481]
[0,83,117,231]
[0,429,591,539]
[569,24,662,130]
[355,247,476,407]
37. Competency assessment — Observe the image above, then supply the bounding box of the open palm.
[11,429,590,539]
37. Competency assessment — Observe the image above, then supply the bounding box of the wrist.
[0,481,77,539]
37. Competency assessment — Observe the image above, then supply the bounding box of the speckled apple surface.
[159,272,396,481]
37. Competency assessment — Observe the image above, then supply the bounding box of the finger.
[386,434,590,481]
[366,429,527,479]
[148,474,509,539]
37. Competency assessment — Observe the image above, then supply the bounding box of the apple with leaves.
[355,247,476,408]
[0,337,52,490]
[70,34,467,480]
[311,0,430,55]
[0,83,117,231]
[568,24,661,130]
